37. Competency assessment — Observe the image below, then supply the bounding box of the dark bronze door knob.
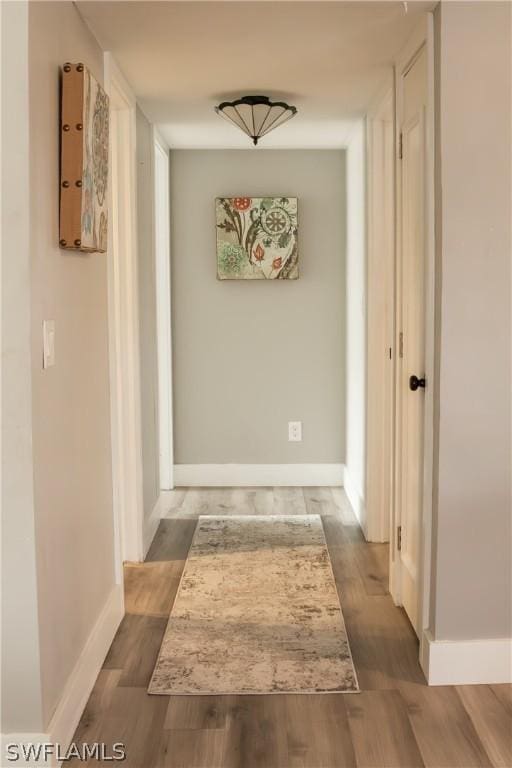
[409,375,426,391]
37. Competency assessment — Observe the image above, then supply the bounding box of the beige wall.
[136,107,160,519]
[1,0,45,734]
[171,150,346,465]
[28,1,116,725]
[432,1,511,640]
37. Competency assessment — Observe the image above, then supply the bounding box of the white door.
[397,46,427,634]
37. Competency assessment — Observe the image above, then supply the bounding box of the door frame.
[390,15,436,664]
[152,127,174,491]
[365,79,395,544]
[104,53,144,572]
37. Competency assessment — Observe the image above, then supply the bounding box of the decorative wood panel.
[59,62,109,253]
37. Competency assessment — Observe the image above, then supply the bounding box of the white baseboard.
[143,493,165,557]
[421,630,512,685]
[173,464,345,487]
[2,587,124,767]
[343,467,366,533]
[47,584,124,761]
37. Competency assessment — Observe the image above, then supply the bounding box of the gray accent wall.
[171,150,346,465]
[136,107,160,520]
[432,0,511,641]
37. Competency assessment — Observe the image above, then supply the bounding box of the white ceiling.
[77,1,431,148]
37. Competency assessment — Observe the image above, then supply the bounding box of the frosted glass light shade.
[215,95,297,145]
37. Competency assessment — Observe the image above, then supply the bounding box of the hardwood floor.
[71,488,511,767]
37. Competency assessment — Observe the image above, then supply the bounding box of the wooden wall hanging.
[59,62,109,253]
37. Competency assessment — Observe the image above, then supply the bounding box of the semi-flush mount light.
[215,95,297,146]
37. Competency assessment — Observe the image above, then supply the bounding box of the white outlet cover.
[288,421,302,442]
[43,319,55,368]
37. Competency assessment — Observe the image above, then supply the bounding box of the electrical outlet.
[288,421,302,442]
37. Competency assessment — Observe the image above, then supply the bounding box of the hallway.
[2,1,511,761]
[71,489,510,767]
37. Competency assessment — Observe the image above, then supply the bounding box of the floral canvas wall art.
[216,197,298,279]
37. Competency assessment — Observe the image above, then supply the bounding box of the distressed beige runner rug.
[149,515,359,695]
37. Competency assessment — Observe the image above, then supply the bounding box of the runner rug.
[148,514,359,694]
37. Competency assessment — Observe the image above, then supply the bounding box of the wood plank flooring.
[71,488,511,767]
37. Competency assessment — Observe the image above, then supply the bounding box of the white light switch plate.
[288,421,302,442]
[43,320,55,368]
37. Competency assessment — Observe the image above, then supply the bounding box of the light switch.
[43,320,55,368]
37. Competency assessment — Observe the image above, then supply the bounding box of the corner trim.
[46,584,124,758]
[421,630,512,685]
[143,494,165,557]
[173,464,345,488]
[152,128,174,492]
[343,467,366,534]
[104,52,144,569]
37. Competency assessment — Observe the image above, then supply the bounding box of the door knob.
[409,375,426,391]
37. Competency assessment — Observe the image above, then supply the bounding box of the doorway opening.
[101,9,436,683]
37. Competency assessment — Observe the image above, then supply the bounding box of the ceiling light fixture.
[215,95,297,146]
